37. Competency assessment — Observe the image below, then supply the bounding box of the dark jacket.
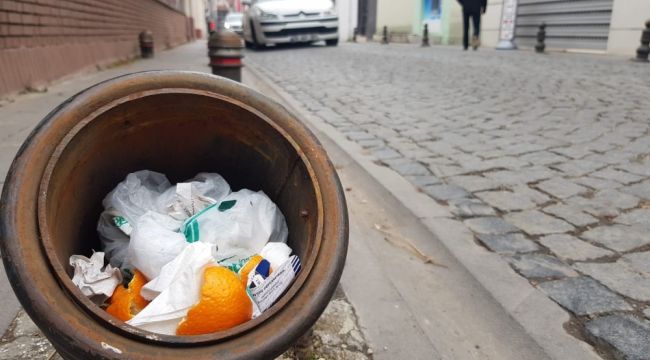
[458,0,487,13]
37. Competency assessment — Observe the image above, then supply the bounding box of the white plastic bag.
[103,170,172,226]
[128,211,187,280]
[99,171,172,267]
[99,171,231,269]
[127,242,215,335]
[185,173,231,204]
[260,242,292,271]
[164,173,231,221]
[181,189,289,263]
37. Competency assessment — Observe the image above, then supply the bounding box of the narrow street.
[0,39,649,360]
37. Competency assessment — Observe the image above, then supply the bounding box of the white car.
[224,12,244,35]
[242,0,339,48]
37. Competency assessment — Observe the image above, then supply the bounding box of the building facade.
[359,0,647,56]
[0,0,192,97]
[358,0,461,45]
[184,0,208,39]
[483,0,649,55]
[337,0,359,42]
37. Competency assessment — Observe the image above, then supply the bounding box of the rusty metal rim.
[1,71,347,359]
[36,87,325,345]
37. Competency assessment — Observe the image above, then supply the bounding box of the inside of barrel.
[41,92,318,303]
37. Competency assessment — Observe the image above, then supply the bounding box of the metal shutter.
[515,0,613,50]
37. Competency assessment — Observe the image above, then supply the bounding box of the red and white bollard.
[208,30,244,82]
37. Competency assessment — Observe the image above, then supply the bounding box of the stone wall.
[0,0,190,96]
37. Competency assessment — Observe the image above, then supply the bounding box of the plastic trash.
[127,242,215,335]
[99,172,231,269]
[103,170,172,226]
[128,211,187,280]
[93,169,298,335]
[98,170,172,268]
[260,242,292,271]
[70,252,122,302]
[164,173,230,221]
[97,210,131,269]
[245,259,271,289]
[181,189,288,264]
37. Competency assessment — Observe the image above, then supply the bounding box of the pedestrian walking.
[458,0,487,50]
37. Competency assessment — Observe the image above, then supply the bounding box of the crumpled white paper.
[70,252,122,299]
[127,242,216,335]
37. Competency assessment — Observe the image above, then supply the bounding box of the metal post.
[381,26,388,44]
[496,0,518,50]
[139,30,154,58]
[353,27,357,43]
[535,23,546,53]
[208,29,244,82]
[633,19,650,63]
[422,24,430,47]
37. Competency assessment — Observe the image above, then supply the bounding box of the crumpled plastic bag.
[103,170,173,226]
[70,252,122,302]
[164,173,230,221]
[260,242,292,271]
[127,242,215,335]
[99,171,231,269]
[128,211,187,280]
[181,189,289,264]
[98,170,172,269]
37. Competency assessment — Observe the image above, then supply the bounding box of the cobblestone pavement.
[247,43,650,359]
[0,287,371,360]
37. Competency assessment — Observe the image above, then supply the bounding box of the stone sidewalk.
[0,287,371,360]
[246,42,650,359]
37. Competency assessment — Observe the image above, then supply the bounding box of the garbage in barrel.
[0,71,348,359]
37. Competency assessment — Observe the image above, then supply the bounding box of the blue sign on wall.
[423,0,442,20]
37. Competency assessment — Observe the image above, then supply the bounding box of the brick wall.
[0,0,190,96]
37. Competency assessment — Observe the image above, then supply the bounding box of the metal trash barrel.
[0,71,348,359]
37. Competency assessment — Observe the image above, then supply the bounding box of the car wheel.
[326,39,339,46]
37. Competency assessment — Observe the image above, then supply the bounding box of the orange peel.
[176,266,252,335]
[106,269,149,322]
